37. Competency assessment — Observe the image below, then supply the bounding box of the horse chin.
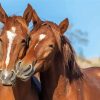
[1,80,16,86]
[17,72,33,82]
[20,77,31,82]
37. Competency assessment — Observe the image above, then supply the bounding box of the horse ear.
[23,4,41,26]
[59,18,69,35]
[23,4,33,25]
[0,4,8,23]
[31,6,41,26]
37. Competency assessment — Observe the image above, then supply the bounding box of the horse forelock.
[15,17,29,34]
[6,16,29,36]
[61,36,83,82]
[46,22,62,51]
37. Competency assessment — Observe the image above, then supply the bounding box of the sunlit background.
[0,0,100,60]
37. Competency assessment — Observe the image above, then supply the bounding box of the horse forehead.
[5,26,27,39]
[39,34,46,41]
[6,27,16,39]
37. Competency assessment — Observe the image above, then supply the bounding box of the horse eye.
[49,44,54,48]
[21,39,26,43]
[0,38,2,42]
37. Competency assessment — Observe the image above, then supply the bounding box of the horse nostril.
[0,69,2,76]
[16,64,34,81]
[23,65,32,72]
[10,70,16,81]
[16,61,21,70]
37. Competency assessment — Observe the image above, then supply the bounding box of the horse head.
[0,4,34,86]
[16,9,69,81]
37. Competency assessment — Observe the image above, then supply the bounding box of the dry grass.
[76,56,100,68]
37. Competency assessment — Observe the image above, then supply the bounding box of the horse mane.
[15,16,29,33]
[61,35,83,83]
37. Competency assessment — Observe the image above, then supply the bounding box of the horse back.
[83,67,100,82]
[80,67,100,100]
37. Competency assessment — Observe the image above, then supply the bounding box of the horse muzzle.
[0,69,16,86]
[16,61,34,81]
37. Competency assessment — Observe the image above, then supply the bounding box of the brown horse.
[17,6,100,100]
[0,4,39,100]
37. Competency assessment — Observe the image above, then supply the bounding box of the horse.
[0,4,39,100]
[16,5,100,100]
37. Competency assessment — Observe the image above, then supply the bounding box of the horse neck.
[40,45,83,100]
[0,79,34,100]
[13,78,32,96]
[40,52,68,99]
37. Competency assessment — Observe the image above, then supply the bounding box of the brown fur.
[0,79,38,100]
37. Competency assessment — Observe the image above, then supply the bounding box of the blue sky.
[0,0,100,58]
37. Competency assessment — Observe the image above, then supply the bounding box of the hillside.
[76,56,100,68]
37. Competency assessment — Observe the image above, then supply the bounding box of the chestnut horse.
[0,4,39,100]
[17,5,100,100]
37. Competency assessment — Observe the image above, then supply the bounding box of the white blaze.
[3,69,9,79]
[5,27,16,67]
[11,27,16,32]
[34,42,39,49]
[34,34,46,49]
[39,34,46,41]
